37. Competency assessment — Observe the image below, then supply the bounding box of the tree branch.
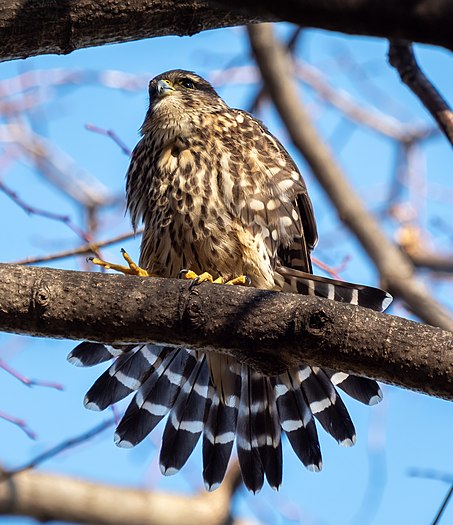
[0,464,243,525]
[0,263,452,400]
[213,0,453,51]
[388,39,453,149]
[2,0,453,63]
[0,0,274,62]
[247,23,453,332]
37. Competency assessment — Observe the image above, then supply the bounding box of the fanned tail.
[68,262,390,492]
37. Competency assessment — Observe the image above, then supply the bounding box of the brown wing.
[228,110,317,274]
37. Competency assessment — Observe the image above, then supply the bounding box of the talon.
[181,269,249,287]
[180,269,199,280]
[225,275,251,286]
[89,249,150,277]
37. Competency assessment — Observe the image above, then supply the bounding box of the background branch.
[247,23,453,331]
[0,263,452,399]
[388,39,453,148]
[0,464,244,525]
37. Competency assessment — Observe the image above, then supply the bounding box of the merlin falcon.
[69,69,392,492]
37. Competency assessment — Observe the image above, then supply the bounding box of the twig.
[408,469,453,525]
[294,59,437,143]
[85,124,132,156]
[388,40,453,149]
[0,358,63,390]
[0,410,37,440]
[432,485,453,525]
[4,419,114,477]
[0,179,92,242]
[12,229,143,265]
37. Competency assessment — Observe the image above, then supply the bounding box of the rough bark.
[0,0,275,62]
[1,0,453,63]
[0,263,452,400]
[214,0,453,51]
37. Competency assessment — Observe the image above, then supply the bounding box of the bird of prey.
[69,69,392,493]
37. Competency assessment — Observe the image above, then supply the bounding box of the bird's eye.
[180,79,195,89]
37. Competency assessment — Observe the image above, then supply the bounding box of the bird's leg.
[180,270,250,286]
[90,249,153,277]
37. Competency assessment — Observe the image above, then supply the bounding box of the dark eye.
[180,79,195,89]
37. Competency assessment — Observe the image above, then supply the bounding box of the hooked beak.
[154,79,175,98]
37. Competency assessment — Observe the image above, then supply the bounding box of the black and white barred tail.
[68,274,391,493]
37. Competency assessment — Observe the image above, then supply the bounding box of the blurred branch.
[0,411,37,440]
[2,1,453,63]
[409,253,453,273]
[0,358,63,390]
[247,23,453,332]
[409,469,453,525]
[8,420,114,477]
[388,40,453,148]
[12,229,143,266]
[0,123,113,207]
[0,462,244,525]
[293,59,437,143]
[0,264,452,399]
[0,179,92,242]
[85,124,132,157]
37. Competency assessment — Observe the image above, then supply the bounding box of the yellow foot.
[225,275,251,286]
[180,269,251,286]
[89,249,151,277]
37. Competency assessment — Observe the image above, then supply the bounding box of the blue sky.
[1,24,452,525]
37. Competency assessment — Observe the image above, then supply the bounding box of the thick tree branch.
[388,39,453,149]
[2,1,453,63]
[0,0,273,62]
[0,264,452,400]
[247,23,453,332]
[0,464,243,525]
[214,0,453,51]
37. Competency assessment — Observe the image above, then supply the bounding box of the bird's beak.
[155,79,175,98]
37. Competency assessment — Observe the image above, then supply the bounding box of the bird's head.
[141,70,227,135]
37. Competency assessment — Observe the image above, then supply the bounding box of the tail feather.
[237,367,264,493]
[276,265,392,312]
[261,380,282,490]
[324,368,383,406]
[83,345,168,411]
[159,355,210,475]
[273,372,322,471]
[296,367,356,446]
[115,349,197,448]
[68,342,130,367]
[202,368,240,491]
